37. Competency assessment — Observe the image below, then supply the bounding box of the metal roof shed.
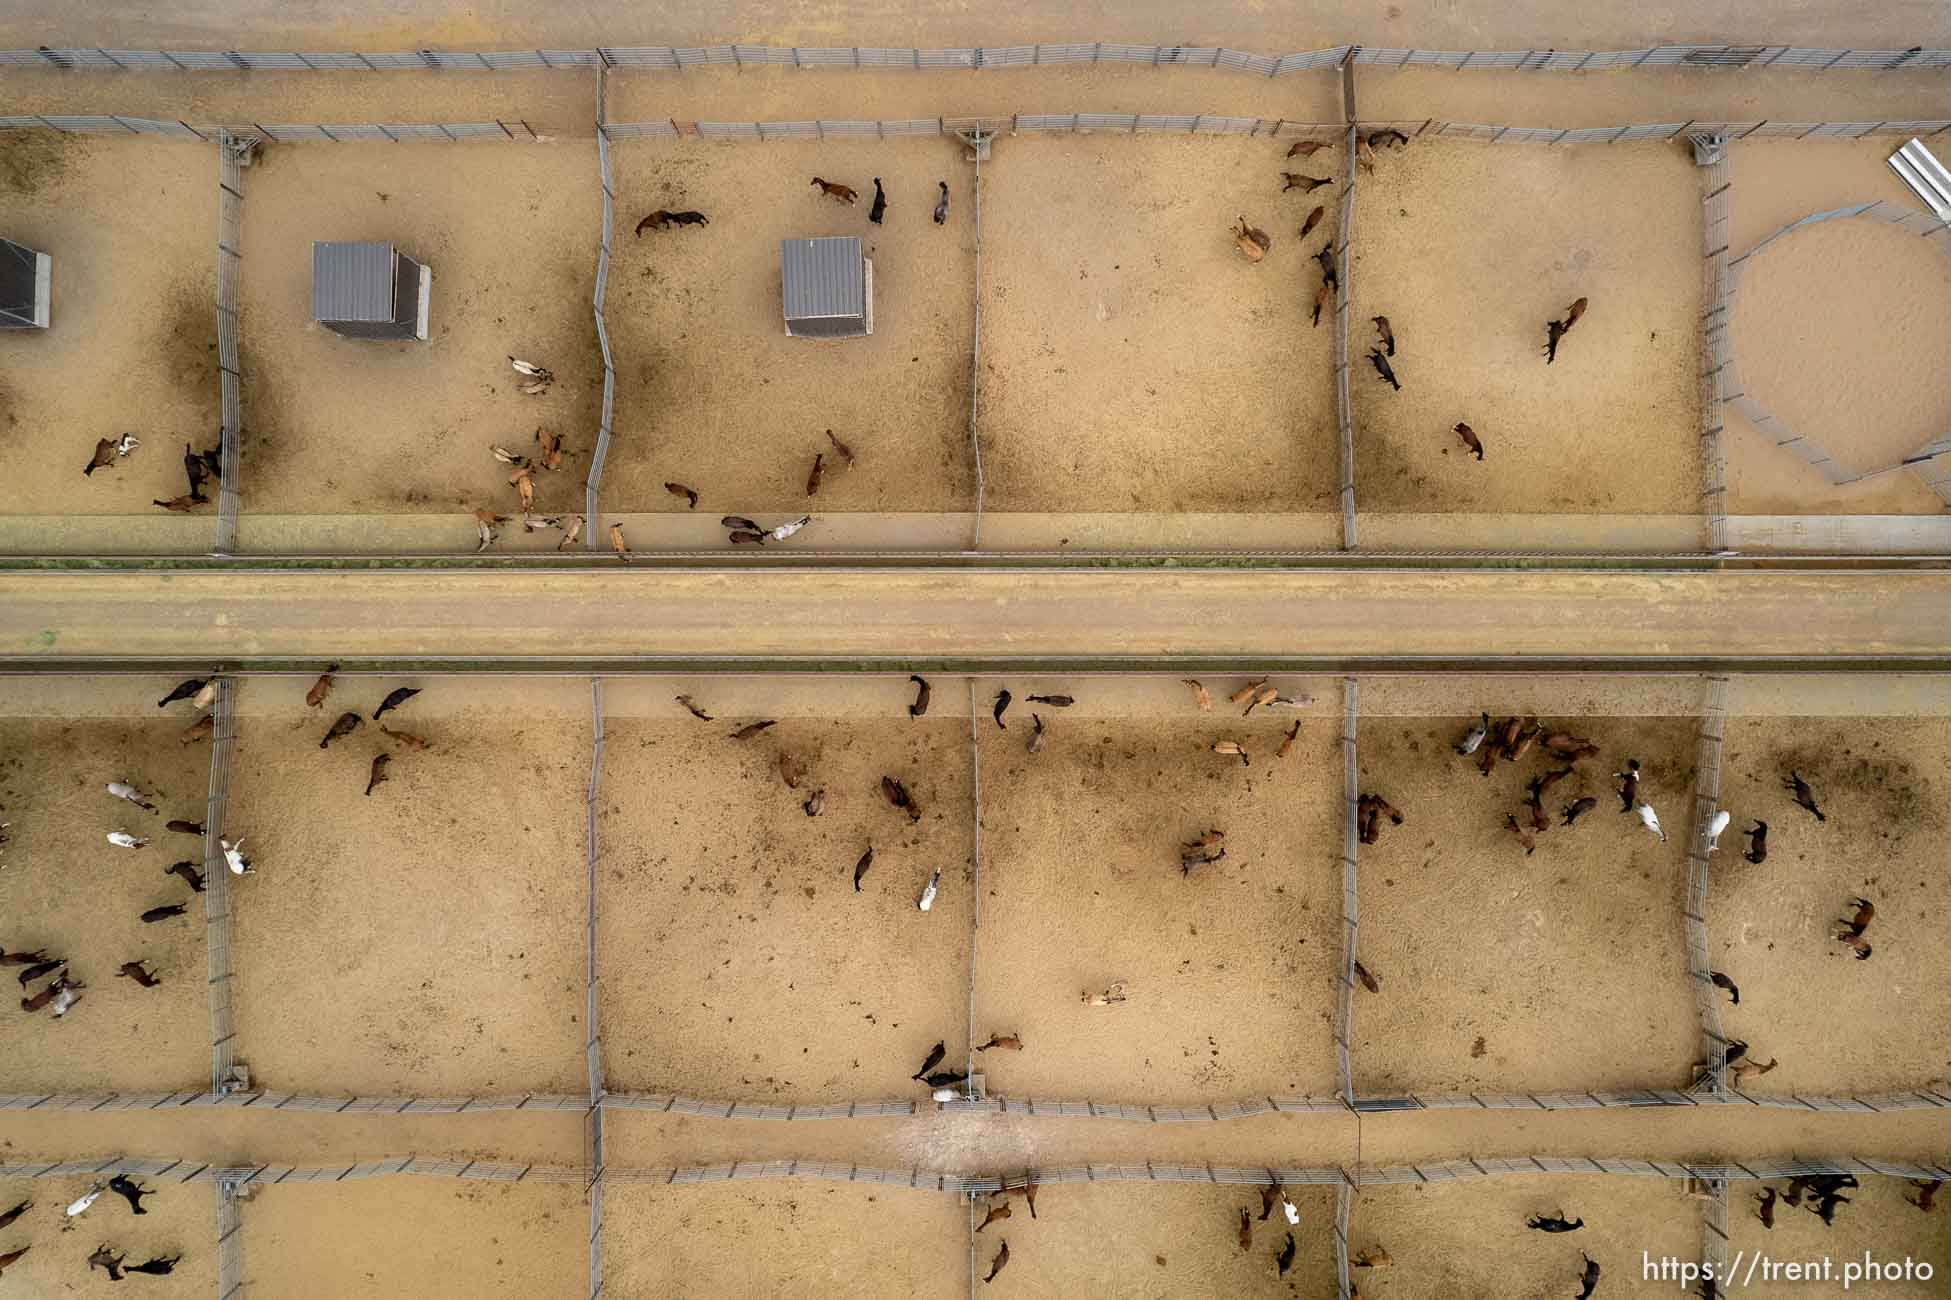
[312,241,430,341]
[781,236,873,339]
[0,238,51,329]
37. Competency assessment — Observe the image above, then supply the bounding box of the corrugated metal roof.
[780,236,864,321]
[312,241,398,323]
[0,237,43,327]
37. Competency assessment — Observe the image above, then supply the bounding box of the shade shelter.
[781,235,873,339]
[312,240,431,341]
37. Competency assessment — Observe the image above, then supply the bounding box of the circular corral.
[1729,206,1951,479]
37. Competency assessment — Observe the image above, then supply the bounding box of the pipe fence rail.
[3,1080,1942,1122]
[1695,133,1732,551]
[214,134,248,555]
[5,42,1951,75]
[1685,677,1732,1096]
[1335,679,1359,1103]
[201,677,240,1094]
[8,1151,1945,1192]
[584,678,607,1299]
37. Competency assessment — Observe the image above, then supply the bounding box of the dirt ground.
[1725,1173,1951,1299]
[1352,715,1701,1096]
[1348,1173,1698,1300]
[1723,138,1951,520]
[975,1180,1337,1298]
[596,716,974,1102]
[604,137,977,517]
[225,676,587,1097]
[1348,138,1702,518]
[235,139,600,518]
[973,716,1342,1105]
[0,715,212,1095]
[981,135,1338,514]
[1708,717,1951,1095]
[242,1177,581,1298]
[602,1180,964,1298]
[0,1173,213,1296]
[0,133,218,545]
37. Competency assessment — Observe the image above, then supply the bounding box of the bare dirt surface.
[1726,1172,1951,1299]
[982,135,1338,514]
[597,716,974,1103]
[225,677,587,1097]
[1352,715,1701,1096]
[1709,717,1951,1095]
[1349,139,1701,519]
[0,134,218,541]
[605,137,977,517]
[602,1180,965,1298]
[973,716,1342,1104]
[975,1180,1336,1298]
[0,715,212,1095]
[17,571,1951,661]
[242,1178,581,1298]
[237,140,599,519]
[0,1173,212,1296]
[1348,1173,1696,1299]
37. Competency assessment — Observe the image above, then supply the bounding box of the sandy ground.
[1708,717,1951,1095]
[13,570,1951,660]
[597,716,974,1102]
[1348,1173,1697,1299]
[0,1173,213,1296]
[1726,1173,1951,1299]
[981,135,1338,514]
[242,1178,582,1298]
[974,1180,1336,1298]
[0,716,212,1095]
[604,137,977,516]
[0,133,219,537]
[225,676,587,1097]
[1353,715,1701,1096]
[1349,138,1702,517]
[236,140,599,518]
[603,1180,964,1298]
[973,717,1341,1104]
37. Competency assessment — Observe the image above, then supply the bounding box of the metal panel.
[312,241,399,323]
[780,235,866,328]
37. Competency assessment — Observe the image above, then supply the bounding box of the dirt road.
[3,569,1949,663]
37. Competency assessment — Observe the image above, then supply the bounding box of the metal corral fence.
[201,677,240,1094]
[584,679,607,1299]
[214,134,249,555]
[5,1151,1947,1193]
[1334,61,1359,548]
[1684,677,1732,1096]
[6,1081,1942,1122]
[5,42,1951,73]
[1722,197,1951,508]
[216,1178,243,1300]
[1695,133,1733,552]
[1335,679,1359,1102]
[586,70,617,542]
